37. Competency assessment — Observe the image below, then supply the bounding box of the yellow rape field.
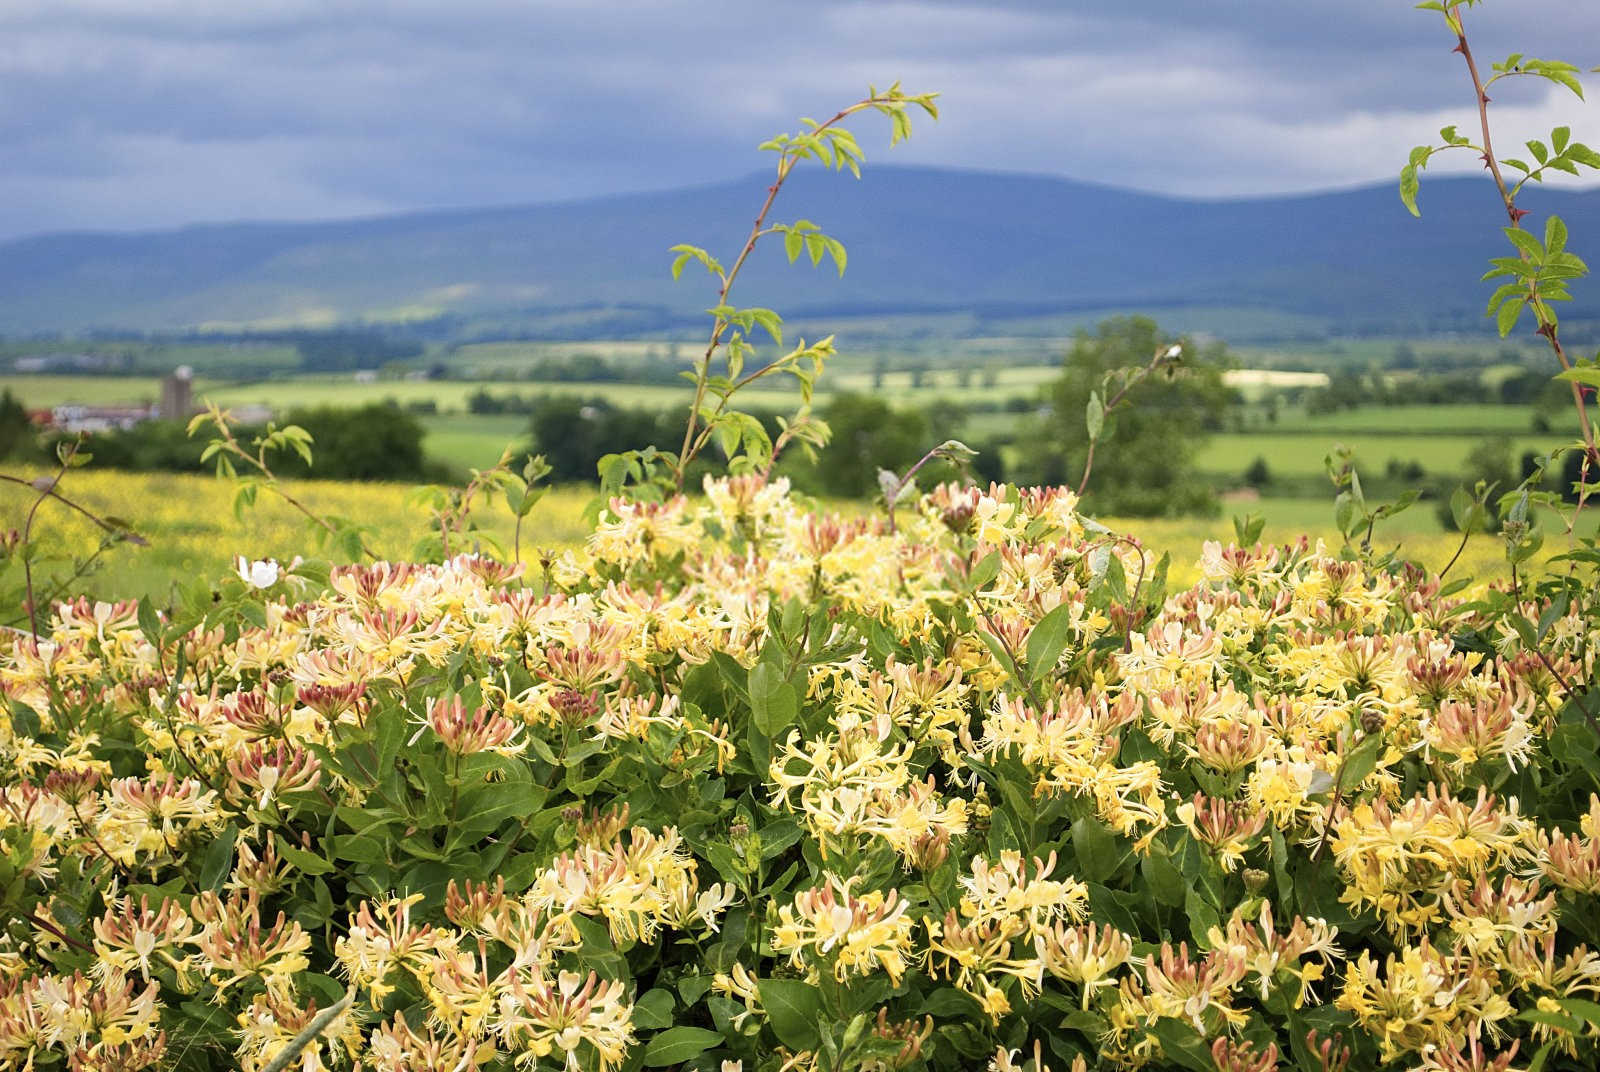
[5,468,594,603]
[3,467,1543,603]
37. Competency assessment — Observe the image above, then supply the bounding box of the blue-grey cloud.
[0,0,1595,239]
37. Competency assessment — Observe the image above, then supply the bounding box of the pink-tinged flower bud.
[1212,1038,1279,1072]
[428,695,522,755]
[225,741,321,810]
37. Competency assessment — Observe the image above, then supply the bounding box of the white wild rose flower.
[236,557,281,589]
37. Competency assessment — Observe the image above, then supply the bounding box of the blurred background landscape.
[3,1,1598,600]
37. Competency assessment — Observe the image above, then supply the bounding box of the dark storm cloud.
[0,0,1595,239]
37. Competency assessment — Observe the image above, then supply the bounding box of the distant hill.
[1,166,1596,338]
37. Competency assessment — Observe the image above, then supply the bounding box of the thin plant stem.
[1076,344,1177,498]
[1438,526,1472,581]
[673,95,910,491]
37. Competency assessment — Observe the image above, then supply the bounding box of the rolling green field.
[1196,432,1556,481]
[420,414,531,470]
[1288,403,1541,435]
[8,366,1063,413]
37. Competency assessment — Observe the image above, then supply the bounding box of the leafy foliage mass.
[4,476,1600,1072]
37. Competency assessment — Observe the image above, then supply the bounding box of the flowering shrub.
[3,475,1600,1072]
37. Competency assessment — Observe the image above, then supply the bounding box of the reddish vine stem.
[27,910,92,953]
[673,95,904,492]
[1450,4,1600,469]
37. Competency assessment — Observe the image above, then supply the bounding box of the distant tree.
[277,403,427,481]
[922,399,967,439]
[1306,370,1371,415]
[527,396,680,484]
[970,441,1006,486]
[1020,316,1234,517]
[1385,458,1427,483]
[0,389,33,461]
[805,394,930,497]
[61,420,208,472]
[1436,437,1515,532]
[1243,456,1272,488]
[1561,447,1594,505]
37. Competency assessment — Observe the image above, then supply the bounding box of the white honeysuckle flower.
[236,557,281,589]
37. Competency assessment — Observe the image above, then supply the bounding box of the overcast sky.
[2,0,1598,241]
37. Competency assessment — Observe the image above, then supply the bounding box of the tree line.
[1,317,1239,517]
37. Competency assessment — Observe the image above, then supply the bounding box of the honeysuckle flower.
[3,475,1600,1072]
[772,873,916,984]
[494,969,634,1072]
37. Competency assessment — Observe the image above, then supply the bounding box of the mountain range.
[1,166,1595,339]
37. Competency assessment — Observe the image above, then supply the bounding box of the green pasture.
[6,364,1060,416]
[1197,432,1558,481]
[420,414,531,470]
[1287,403,1540,435]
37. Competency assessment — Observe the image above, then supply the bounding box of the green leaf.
[1556,366,1600,389]
[968,550,1002,591]
[136,597,163,646]
[1505,227,1545,260]
[1071,816,1123,884]
[759,978,825,1050]
[1546,215,1569,255]
[1151,1019,1218,1072]
[1024,603,1077,680]
[824,237,848,276]
[1085,390,1105,440]
[199,825,239,891]
[749,663,799,737]
[274,834,334,876]
[632,989,676,1031]
[1556,996,1600,1026]
[1496,294,1526,336]
[1140,848,1186,908]
[1520,1008,1585,1034]
[640,1026,724,1067]
[1340,734,1384,790]
[1568,143,1600,169]
[1400,161,1422,216]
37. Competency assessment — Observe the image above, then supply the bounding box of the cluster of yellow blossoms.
[3,474,1599,1070]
